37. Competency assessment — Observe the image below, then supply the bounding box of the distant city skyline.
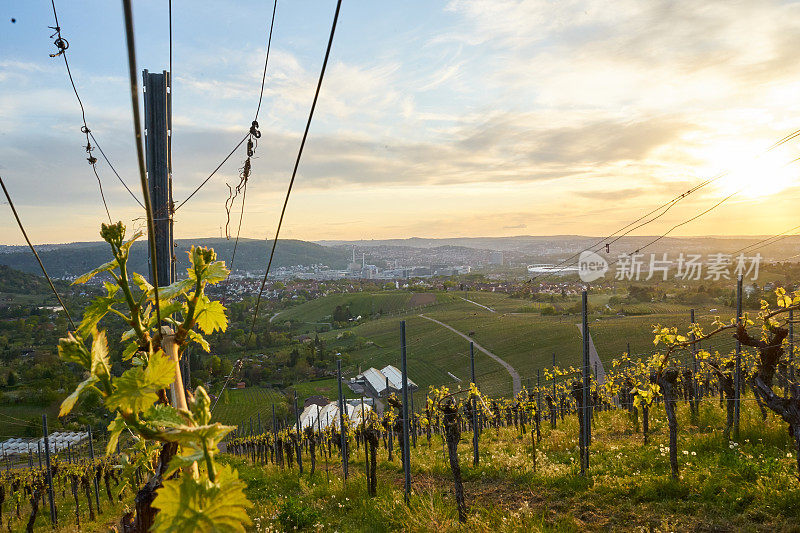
[2,1,800,245]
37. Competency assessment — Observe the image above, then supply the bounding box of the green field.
[274,291,455,332]
[211,387,290,430]
[214,289,740,420]
[310,290,738,398]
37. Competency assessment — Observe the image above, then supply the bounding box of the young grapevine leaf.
[152,463,252,533]
[73,258,118,285]
[106,350,176,412]
[194,295,228,334]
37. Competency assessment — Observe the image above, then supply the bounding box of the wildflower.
[683,450,689,455]
[691,451,697,456]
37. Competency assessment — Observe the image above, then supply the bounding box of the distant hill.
[318,235,800,260]
[0,264,69,294]
[0,239,350,278]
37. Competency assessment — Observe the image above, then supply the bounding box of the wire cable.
[175,0,278,213]
[89,132,144,208]
[0,176,76,331]
[48,0,144,218]
[174,133,249,212]
[121,0,163,328]
[528,128,800,284]
[247,0,343,343]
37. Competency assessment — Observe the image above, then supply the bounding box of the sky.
[1,0,800,245]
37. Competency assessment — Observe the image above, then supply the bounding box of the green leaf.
[201,261,230,284]
[90,329,112,382]
[145,301,186,330]
[107,350,175,413]
[163,449,206,479]
[191,386,213,425]
[145,404,192,429]
[103,281,120,297]
[164,423,233,449]
[73,259,118,285]
[146,349,178,389]
[157,278,196,301]
[58,333,91,368]
[59,375,99,417]
[78,296,119,337]
[122,341,139,361]
[132,272,153,293]
[194,295,228,335]
[187,330,210,353]
[152,463,252,533]
[119,230,143,256]
[106,414,127,455]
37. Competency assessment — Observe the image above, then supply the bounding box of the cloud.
[503,223,527,229]
[574,188,645,201]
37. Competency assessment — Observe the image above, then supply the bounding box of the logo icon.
[579,250,608,282]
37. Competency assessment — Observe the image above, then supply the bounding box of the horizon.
[2,232,798,248]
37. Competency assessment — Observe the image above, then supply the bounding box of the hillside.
[0,238,349,278]
[0,264,69,294]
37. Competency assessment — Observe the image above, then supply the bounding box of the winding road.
[418,314,521,394]
[459,297,496,313]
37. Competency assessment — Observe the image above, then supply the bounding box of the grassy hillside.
[275,291,457,333]
[224,399,797,532]
[307,290,738,398]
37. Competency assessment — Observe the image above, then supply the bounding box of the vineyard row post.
[789,309,795,397]
[400,320,411,504]
[294,391,303,474]
[691,308,700,409]
[272,404,277,467]
[552,351,557,428]
[337,359,348,481]
[536,369,541,442]
[410,391,416,448]
[470,341,479,466]
[580,290,591,475]
[734,275,742,439]
[87,424,100,512]
[42,414,56,525]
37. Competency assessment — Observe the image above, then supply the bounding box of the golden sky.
[2,0,799,244]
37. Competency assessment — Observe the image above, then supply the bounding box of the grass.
[211,387,290,429]
[309,291,737,399]
[19,383,800,531]
[275,291,448,331]
[219,398,799,532]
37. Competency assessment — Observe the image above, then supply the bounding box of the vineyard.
[4,0,800,530]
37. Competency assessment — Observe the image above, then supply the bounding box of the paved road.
[459,297,496,313]
[269,312,281,323]
[419,314,521,394]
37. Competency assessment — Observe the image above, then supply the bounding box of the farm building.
[351,364,418,398]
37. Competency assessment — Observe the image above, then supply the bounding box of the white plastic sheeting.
[297,399,373,431]
[0,431,88,455]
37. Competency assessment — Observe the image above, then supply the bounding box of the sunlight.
[714,147,799,198]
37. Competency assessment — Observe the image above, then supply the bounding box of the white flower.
[683,450,689,455]
[691,451,697,456]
